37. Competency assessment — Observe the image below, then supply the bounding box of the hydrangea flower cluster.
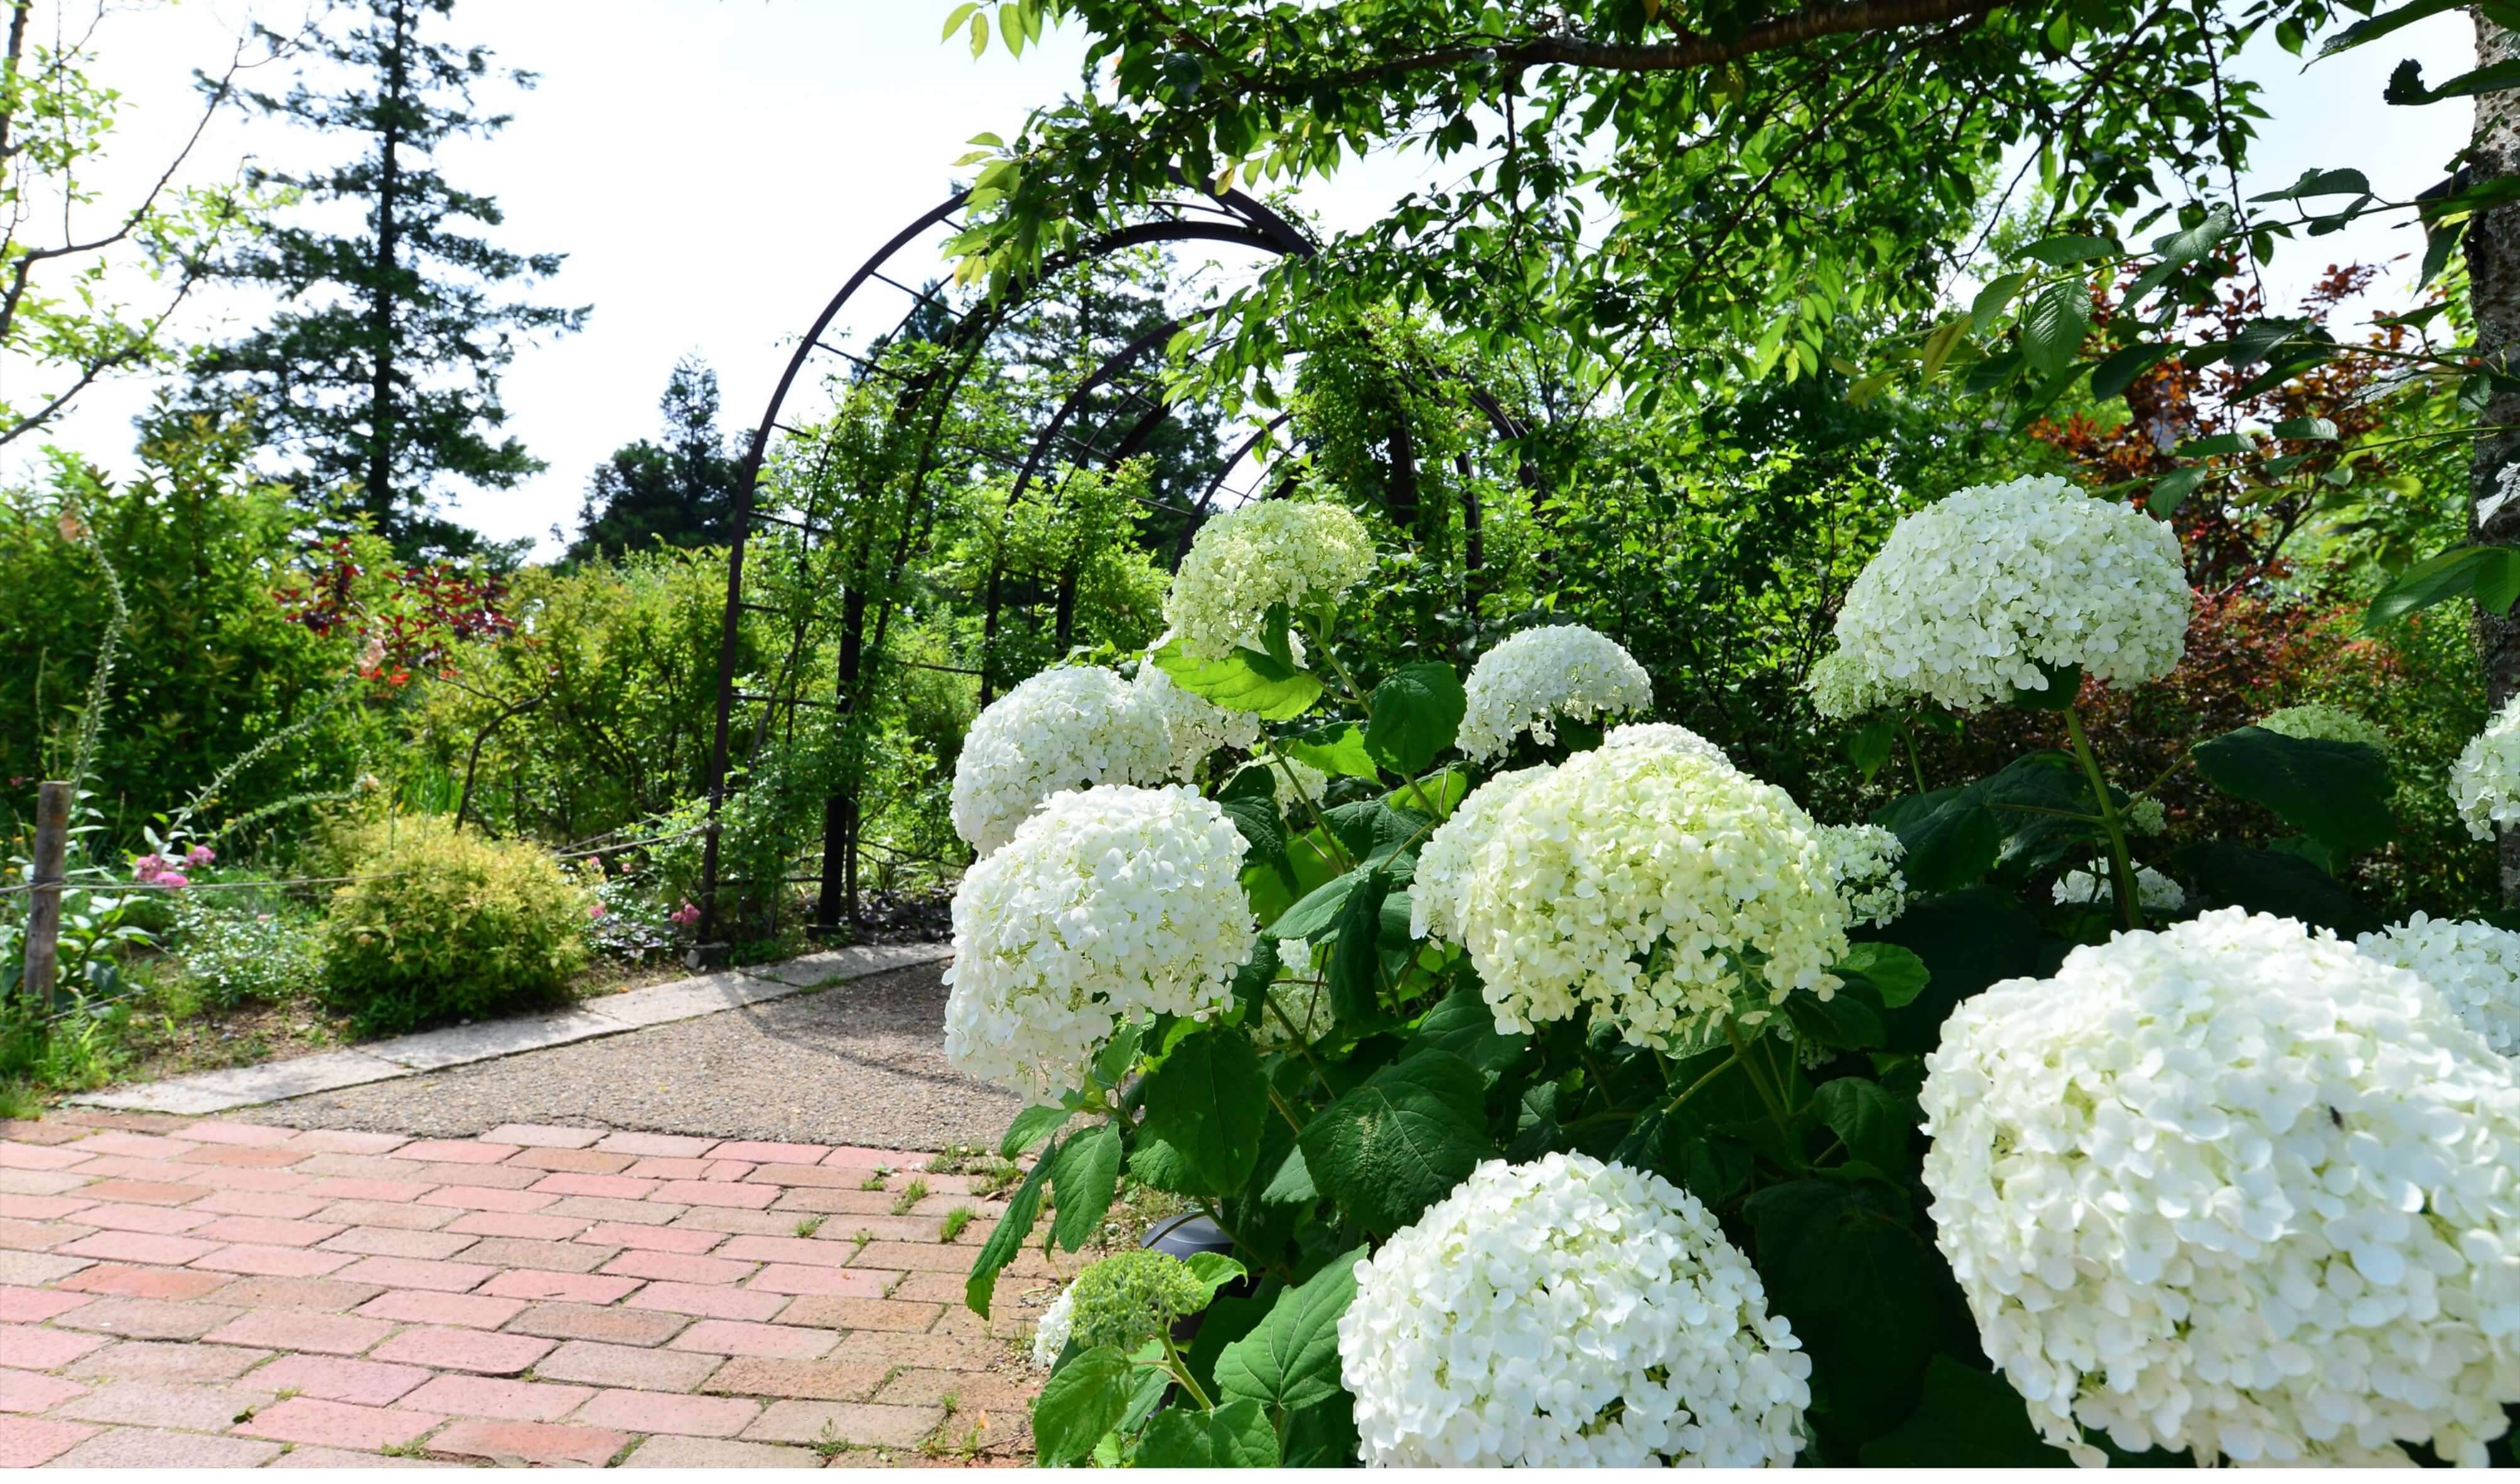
[1132,648,1261,778]
[2258,702,2391,756]
[1163,500,1374,660]
[1817,823,1909,927]
[1920,909,2520,1466]
[1062,1250,1207,1353]
[1602,720,1730,765]
[2126,795,2168,835]
[942,785,1255,1099]
[1457,624,1654,761]
[1029,1286,1075,1370]
[2356,913,2520,1057]
[1453,738,1850,1050]
[1810,475,2192,716]
[949,667,1171,856]
[2051,862,2186,912]
[1409,763,1556,943]
[1338,1152,1810,1467]
[2452,694,2520,842]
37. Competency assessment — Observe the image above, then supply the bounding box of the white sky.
[36,0,2484,559]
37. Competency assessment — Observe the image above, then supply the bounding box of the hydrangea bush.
[940,481,2520,1470]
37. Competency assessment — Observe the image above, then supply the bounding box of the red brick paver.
[0,1113,1037,1465]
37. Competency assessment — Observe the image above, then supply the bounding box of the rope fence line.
[1,825,714,903]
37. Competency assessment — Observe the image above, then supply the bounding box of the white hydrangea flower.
[1133,644,1261,778]
[2126,795,2168,835]
[2453,694,2520,842]
[2259,702,2391,756]
[1811,475,2192,716]
[1602,720,1731,766]
[949,667,1173,856]
[1921,909,2520,1466]
[1338,1152,1810,1467]
[1409,763,1556,943]
[1029,1286,1075,1370]
[1817,823,1909,927]
[1163,500,1375,661]
[943,785,1255,1100]
[2357,912,2520,1057]
[2051,862,2185,911]
[1457,625,1654,761]
[1455,738,1850,1051]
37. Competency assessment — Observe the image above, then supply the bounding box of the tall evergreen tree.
[564,355,738,565]
[183,0,584,558]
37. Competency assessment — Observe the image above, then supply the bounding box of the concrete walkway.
[72,946,954,1119]
[0,1110,1063,1467]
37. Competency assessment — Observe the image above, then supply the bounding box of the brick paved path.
[0,1110,1065,1466]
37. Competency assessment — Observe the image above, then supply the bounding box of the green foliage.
[166,895,326,1010]
[318,813,591,1033]
[564,356,740,566]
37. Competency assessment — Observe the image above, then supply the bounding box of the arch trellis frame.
[693,186,1524,950]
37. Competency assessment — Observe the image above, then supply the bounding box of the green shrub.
[168,895,326,1010]
[320,814,590,1033]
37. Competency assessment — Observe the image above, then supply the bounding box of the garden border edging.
[65,941,954,1116]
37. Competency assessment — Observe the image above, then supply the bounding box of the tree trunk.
[2469,11,2520,904]
[364,0,412,529]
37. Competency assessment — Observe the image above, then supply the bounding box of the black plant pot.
[1141,1212,1249,1343]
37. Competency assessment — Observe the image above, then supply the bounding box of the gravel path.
[233,959,1023,1151]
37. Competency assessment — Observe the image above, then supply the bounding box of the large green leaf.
[1861,1357,2071,1466]
[2192,724,2393,856]
[1153,639,1323,720]
[1403,981,1525,1076]
[965,1133,1055,1316]
[1138,1028,1268,1197]
[1214,1245,1366,1424]
[1215,765,1288,880]
[1325,869,1391,1028]
[1745,1178,1960,1441]
[1282,723,1380,780]
[1870,888,2050,1055]
[1813,1077,1908,1172]
[1030,1346,1136,1466]
[2364,544,2520,630]
[1364,662,1467,774]
[1298,1051,1491,1234]
[999,1105,1067,1159]
[2176,842,2380,934]
[1874,786,2001,893]
[1048,1120,1122,1252]
[1271,868,1363,941]
[1833,942,1929,1009]
[1134,1397,1281,1466]
[2019,278,2092,377]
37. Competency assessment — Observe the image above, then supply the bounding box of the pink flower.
[587,903,606,920]
[183,844,216,867]
[156,871,188,890]
[670,901,701,929]
[132,854,168,883]
[588,855,605,875]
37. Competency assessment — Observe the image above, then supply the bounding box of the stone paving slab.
[72,944,956,1117]
[0,1112,1056,1467]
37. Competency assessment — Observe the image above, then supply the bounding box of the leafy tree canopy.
[564,355,740,566]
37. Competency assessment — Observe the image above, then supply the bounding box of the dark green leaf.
[999,1106,1067,1159]
[1215,765,1287,878]
[1271,869,1363,941]
[2270,416,2337,441]
[1970,271,2028,333]
[2365,546,2520,629]
[1048,1121,1122,1252]
[1844,716,1898,783]
[1404,981,1524,1076]
[1260,1144,1317,1204]
[1327,869,1391,1028]
[966,1136,1055,1316]
[2017,234,2115,267]
[2020,279,2093,377]
[1090,1022,1143,1092]
[1834,942,1930,1009]
[2192,724,2394,856]
[1745,1179,1957,1439]
[1280,1395,1362,1467]
[1871,888,2049,1054]
[2148,465,2209,520]
[1364,662,1467,775]
[1030,1346,1135,1466]
[1814,1078,1907,1170]
[1875,787,2001,893]
[1136,1397,1281,1466]
[2089,341,2173,401]
[1139,1028,1268,1197]
[1298,1051,1491,1234]
[2386,55,2520,105]
[2148,204,2235,266]
[1215,1246,1365,1422]
[2176,842,2381,934]
[2249,166,2376,201]
[1153,640,1323,721]
[1787,978,1887,1050]
[2318,0,2464,55]
[1862,1357,2073,1466]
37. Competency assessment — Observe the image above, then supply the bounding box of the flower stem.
[1721,1018,1796,1146]
[1160,1334,1216,1411]
[2063,705,2143,932]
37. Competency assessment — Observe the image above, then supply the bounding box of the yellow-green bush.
[321,815,591,1033]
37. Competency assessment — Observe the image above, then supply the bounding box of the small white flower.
[1811,475,2192,716]
[2358,912,2520,1056]
[1164,500,1374,661]
[949,667,1172,857]
[2453,693,2520,842]
[1602,720,1730,766]
[1338,1152,1810,1467]
[1408,763,1555,944]
[2050,862,2185,911]
[1817,822,1909,927]
[1030,1286,1075,1370]
[2258,702,2391,756]
[2124,795,2168,835]
[1454,736,1849,1051]
[1457,625,1654,761]
[1922,909,2520,1466]
[943,785,1255,1100]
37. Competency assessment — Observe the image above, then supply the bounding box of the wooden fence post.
[23,781,70,1017]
